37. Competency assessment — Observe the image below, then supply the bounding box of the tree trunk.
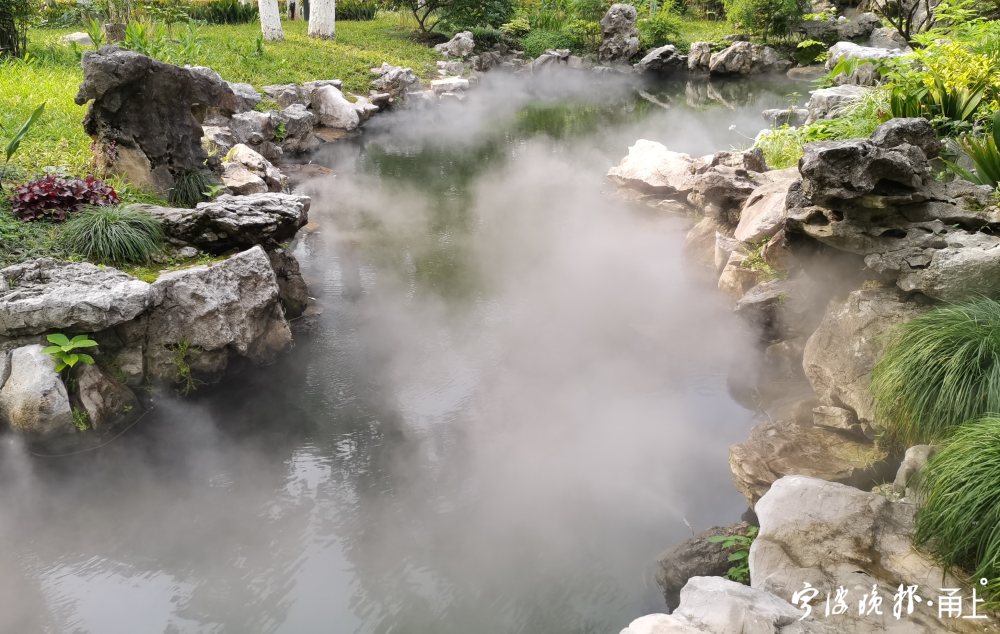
[287,0,299,20]
[308,0,335,39]
[258,0,284,41]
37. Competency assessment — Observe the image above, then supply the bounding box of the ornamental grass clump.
[871,298,1000,446]
[60,205,163,264]
[915,416,1000,606]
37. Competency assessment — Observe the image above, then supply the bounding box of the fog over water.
[0,70,807,633]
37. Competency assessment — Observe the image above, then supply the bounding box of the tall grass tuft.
[60,205,163,264]
[915,416,1000,608]
[871,298,1000,446]
[168,169,213,208]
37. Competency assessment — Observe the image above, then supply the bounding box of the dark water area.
[0,71,810,634]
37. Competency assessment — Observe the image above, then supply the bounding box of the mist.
[0,69,805,633]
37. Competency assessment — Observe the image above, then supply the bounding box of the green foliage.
[707,526,759,583]
[42,333,98,373]
[168,169,213,207]
[468,25,507,48]
[500,16,531,36]
[951,114,1000,187]
[0,0,33,58]
[0,100,44,191]
[755,125,804,169]
[793,38,825,65]
[185,0,258,24]
[60,205,163,264]
[520,27,575,56]
[637,9,681,48]
[890,78,987,135]
[871,298,1000,446]
[722,0,804,41]
[171,339,197,394]
[71,406,90,431]
[273,120,287,142]
[337,0,379,21]
[915,416,1000,609]
[562,18,599,51]
[446,0,514,28]
[571,0,608,21]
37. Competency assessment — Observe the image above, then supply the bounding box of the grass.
[871,298,1000,447]
[915,416,1000,610]
[60,205,163,264]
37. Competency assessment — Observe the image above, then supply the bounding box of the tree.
[258,0,284,40]
[391,0,512,33]
[723,0,806,42]
[308,0,335,38]
[867,0,932,43]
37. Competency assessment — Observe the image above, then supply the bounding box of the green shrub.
[60,205,163,264]
[337,0,379,20]
[186,0,258,24]
[722,0,805,41]
[872,298,1000,446]
[708,525,759,584]
[168,169,213,207]
[469,25,506,49]
[42,333,98,373]
[563,18,600,51]
[755,125,805,169]
[572,0,609,21]
[794,38,826,65]
[500,16,531,37]
[637,9,681,48]
[520,28,575,57]
[915,416,1000,608]
[951,112,1000,187]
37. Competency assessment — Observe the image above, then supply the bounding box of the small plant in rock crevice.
[168,169,214,208]
[42,333,98,373]
[171,339,198,395]
[71,407,90,431]
[708,525,759,583]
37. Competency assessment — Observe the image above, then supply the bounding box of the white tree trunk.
[258,0,284,41]
[308,0,335,39]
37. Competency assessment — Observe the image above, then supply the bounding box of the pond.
[0,70,808,634]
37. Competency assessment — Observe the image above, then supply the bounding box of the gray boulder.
[598,4,640,63]
[531,48,572,71]
[311,84,360,130]
[835,12,881,40]
[870,116,941,158]
[222,143,287,193]
[635,45,687,74]
[435,31,475,59]
[143,246,292,384]
[804,84,867,123]
[798,139,928,205]
[709,41,754,75]
[61,31,94,46]
[202,125,236,156]
[734,168,798,243]
[0,260,151,337]
[869,26,909,50]
[136,192,309,253]
[607,140,697,197]
[762,107,808,127]
[226,81,262,113]
[262,83,308,108]
[72,363,139,430]
[655,522,753,608]
[230,110,276,146]
[268,248,310,318]
[370,62,419,100]
[0,345,73,436]
[276,103,320,154]
[688,41,711,72]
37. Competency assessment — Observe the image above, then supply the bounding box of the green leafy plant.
[722,0,806,42]
[872,298,1000,446]
[42,333,98,373]
[637,9,681,48]
[915,416,1000,609]
[794,38,826,65]
[890,77,988,133]
[171,339,197,394]
[338,0,379,20]
[60,205,163,264]
[85,17,105,49]
[500,16,531,37]
[72,407,91,431]
[947,111,1000,187]
[520,28,575,57]
[185,0,258,23]
[0,101,44,191]
[708,525,759,583]
[0,0,33,58]
[168,169,214,207]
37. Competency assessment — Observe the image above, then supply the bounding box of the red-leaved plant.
[10,175,120,221]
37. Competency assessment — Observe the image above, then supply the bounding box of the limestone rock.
[72,363,139,430]
[709,41,754,75]
[0,260,151,337]
[835,12,881,40]
[598,4,640,63]
[869,26,909,51]
[311,84,360,130]
[870,116,941,159]
[226,81,262,113]
[607,140,697,197]
[683,217,728,273]
[718,251,762,301]
[136,192,309,253]
[435,31,475,59]
[370,63,419,100]
[804,84,867,123]
[0,345,73,436]
[655,522,752,608]
[230,110,276,146]
[798,139,928,206]
[688,42,711,72]
[431,77,470,94]
[262,83,308,108]
[220,162,267,195]
[635,45,687,74]
[276,103,320,154]
[531,48,572,71]
[761,107,808,127]
[734,168,798,243]
[268,248,309,318]
[223,143,287,192]
[202,124,236,156]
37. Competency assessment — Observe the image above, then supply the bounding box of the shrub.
[563,18,600,51]
[185,0,258,24]
[445,0,514,28]
[572,0,609,21]
[637,10,681,48]
[0,0,33,58]
[722,0,806,42]
[60,205,163,264]
[469,25,506,49]
[915,416,1000,607]
[500,16,531,37]
[871,298,1000,446]
[42,333,98,373]
[794,39,826,65]
[755,125,805,169]
[951,112,1000,187]
[520,28,575,57]
[337,0,378,20]
[10,175,120,222]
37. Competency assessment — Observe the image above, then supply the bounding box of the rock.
[825,41,903,85]
[734,168,798,243]
[268,248,309,318]
[870,116,941,158]
[761,107,808,127]
[598,4,640,63]
[718,251,762,301]
[226,81,262,113]
[72,363,139,430]
[655,522,752,608]
[143,246,292,384]
[687,166,764,224]
[223,143,287,192]
[61,32,94,46]
[835,12,881,40]
[734,279,809,343]
[311,84,360,130]
[798,16,838,41]
[76,48,238,194]
[750,476,985,633]
[221,162,267,195]
[437,60,466,76]
[798,139,928,206]
[0,260,151,337]
[683,217,729,273]
[811,404,864,436]
[113,346,144,387]
[0,345,73,436]
[531,48,572,71]
[275,103,320,154]
[751,45,792,73]
[202,125,236,156]
[804,84,867,123]
[869,26,909,50]
[435,31,475,59]
[893,444,937,493]
[136,192,309,253]
[803,287,926,427]
[301,79,344,102]
[0,351,9,389]
[431,77,470,94]
[708,148,768,173]
[709,41,754,75]
[687,42,711,72]
[230,110,276,146]
[635,45,687,74]
[891,232,1000,301]
[607,140,697,197]
[262,83,308,108]
[715,232,746,273]
[370,63,419,101]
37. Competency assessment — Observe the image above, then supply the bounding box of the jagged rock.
[718,251,763,301]
[825,41,903,85]
[687,165,764,224]
[798,139,928,206]
[890,232,1000,301]
[72,363,139,430]
[437,59,466,76]
[655,522,752,608]
[709,148,769,173]
[262,83,308,108]
[812,404,864,436]
[734,168,798,243]
[275,103,319,154]
[230,110,276,146]
[804,84,867,123]
[311,84,360,130]
[532,48,572,71]
[301,79,343,102]
[835,12,881,40]
[802,287,926,427]
[223,143,286,192]
[135,192,309,253]
[113,346,144,387]
[688,42,711,72]
[268,248,309,318]
[750,476,986,633]
[607,140,697,197]
[870,116,941,158]
[370,63,419,100]
[0,345,73,436]
[75,48,238,193]
[431,77,470,93]
[598,4,640,63]
[435,31,475,58]
[635,45,687,74]
[762,107,808,127]
[798,16,838,41]
[143,246,292,384]
[715,232,746,272]
[226,81,262,112]
[0,260,151,337]
[202,125,236,156]
[221,162,268,195]
[709,41,754,75]
[61,32,93,46]
[869,26,909,50]
[684,217,729,273]
[734,278,812,343]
